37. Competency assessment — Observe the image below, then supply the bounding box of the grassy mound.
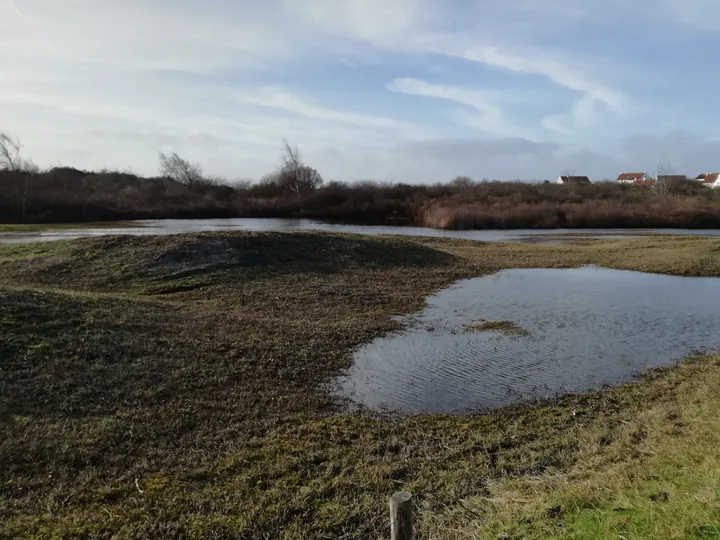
[2,232,720,538]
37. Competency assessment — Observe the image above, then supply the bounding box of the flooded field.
[2,218,720,244]
[340,266,720,413]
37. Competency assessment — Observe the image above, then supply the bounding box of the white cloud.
[288,0,628,109]
[0,1,430,176]
[289,0,631,142]
[238,88,419,133]
[448,45,626,113]
[542,95,606,137]
[387,78,534,139]
[0,0,290,72]
[0,0,717,182]
[281,0,426,46]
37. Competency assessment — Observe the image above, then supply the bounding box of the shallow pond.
[2,218,720,244]
[338,267,720,413]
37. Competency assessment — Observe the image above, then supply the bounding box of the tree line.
[3,130,720,229]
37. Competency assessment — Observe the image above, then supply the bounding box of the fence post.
[390,491,413,540]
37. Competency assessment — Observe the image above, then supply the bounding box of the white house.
[696,173,720,188]
[617,172,652,184]
[557,175,591,185]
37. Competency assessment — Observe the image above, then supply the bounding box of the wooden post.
[390,491,413,540]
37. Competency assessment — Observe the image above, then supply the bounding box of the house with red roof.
[695,173,720,188]
[617,172,653,184]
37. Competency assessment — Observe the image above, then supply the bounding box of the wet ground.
[339,266,720,413]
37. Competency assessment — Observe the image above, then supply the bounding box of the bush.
[3,169,720,229]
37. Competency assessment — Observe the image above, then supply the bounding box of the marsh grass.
[2,232,720,538]
[466,320,530,337]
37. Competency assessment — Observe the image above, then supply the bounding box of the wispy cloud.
[387,78,534,139]
[0,0,718,181]
[290,0,630,141]
[238,88,418,133]
[542,96,607,137]
[444,45,626,113]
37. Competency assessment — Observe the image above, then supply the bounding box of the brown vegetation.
[2,233,720,538]
[1,130,719,229]
[3,169,720,229]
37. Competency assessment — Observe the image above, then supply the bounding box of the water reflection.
[338,267,720,413]
[2,218,720,244]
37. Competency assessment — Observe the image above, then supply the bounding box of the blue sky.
[2,0,720,182]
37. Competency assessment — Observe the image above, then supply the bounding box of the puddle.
[338,267,720,413]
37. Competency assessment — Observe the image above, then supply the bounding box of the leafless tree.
[158,151,204,186]
[278,140,323,198]
[450,176,474,189]
[234,179,252,191]
[0,132,23,172]
[0,133,39,220]
[656,162,677,197]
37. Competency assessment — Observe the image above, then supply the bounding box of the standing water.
[338,267,720,413]
[2,218,720,244]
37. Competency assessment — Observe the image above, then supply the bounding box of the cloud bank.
[1,0,719,182]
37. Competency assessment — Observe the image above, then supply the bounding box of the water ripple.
[338,267,720,413]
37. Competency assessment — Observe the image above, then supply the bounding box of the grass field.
[2,232,720,539]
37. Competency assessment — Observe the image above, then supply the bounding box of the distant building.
[557,175,591,185]
[696,173,720,188]
[657,174,688,184]
[617,172,652,184]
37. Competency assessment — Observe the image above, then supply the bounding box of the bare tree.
[158,151,203,186]
[450,176,474,189]
[278,140,323,199]
[656,162,677,197]
[0,133,39,220]
[0,132,23,172]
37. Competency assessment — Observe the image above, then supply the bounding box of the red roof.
[702,173,720,184]
[617,172,646,181]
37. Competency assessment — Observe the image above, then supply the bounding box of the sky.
[2,0,720,183]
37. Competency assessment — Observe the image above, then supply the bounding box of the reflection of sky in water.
[2,218,720,244]
[338,267,720,413]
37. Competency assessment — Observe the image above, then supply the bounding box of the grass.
[466,320,530,337]
[2,232,720,539]
[0,222,144,233]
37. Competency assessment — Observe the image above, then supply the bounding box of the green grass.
[1,232,720,538]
